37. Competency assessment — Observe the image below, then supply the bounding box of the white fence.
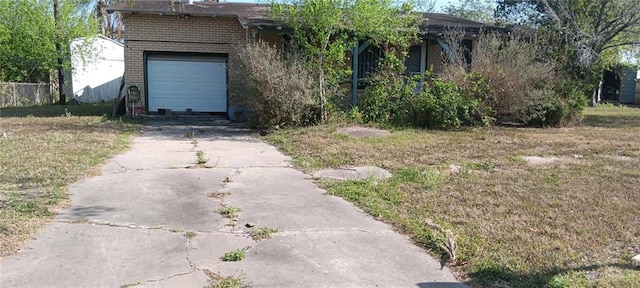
[0,82,54,107]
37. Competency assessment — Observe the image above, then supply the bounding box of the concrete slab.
[215,232,458,288]
[188,233,255,269]
[196,140,291,168]
[313,166,393,180]
[102,138,196,172]
[59,168,235,231]
[0,124,463,288]
[223,167,391,231]
[0,222,191,288]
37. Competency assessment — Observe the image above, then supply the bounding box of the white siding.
[69,36,124,103]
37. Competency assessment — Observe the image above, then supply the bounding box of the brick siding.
[426,40,443,73]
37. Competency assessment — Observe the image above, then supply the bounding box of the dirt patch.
[602,155,637,162]
[522,156,560,165]
[313,166,392,180]
[522,155,586,167]
[337,126,391,138]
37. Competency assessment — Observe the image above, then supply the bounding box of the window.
[405,44,423,74]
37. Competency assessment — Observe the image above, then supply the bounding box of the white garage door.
[147,55,227,113]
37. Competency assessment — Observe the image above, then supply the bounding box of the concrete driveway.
[0,123,463,288]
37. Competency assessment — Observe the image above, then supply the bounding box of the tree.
[541,0,640,67]
[496,0,640,104]
[0,0,96,83]
[95,0,124,41]
[413,0,436,12]
[272,0,419,120]
[444,0,496,23]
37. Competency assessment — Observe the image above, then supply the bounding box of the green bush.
[361,69,494,129]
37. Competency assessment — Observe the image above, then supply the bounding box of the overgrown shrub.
[236,40,320,129]
[442,33,587,127]
[361,56,494,129]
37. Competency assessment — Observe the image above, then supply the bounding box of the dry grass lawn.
[264,106,640,287]
[0,104,140,257]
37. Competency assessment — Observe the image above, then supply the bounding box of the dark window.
[357,46,382,80]
[405,44,423,74]
[462,39,473,66]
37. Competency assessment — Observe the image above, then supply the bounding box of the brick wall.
[123,13,282,113]
[426,40,443,73]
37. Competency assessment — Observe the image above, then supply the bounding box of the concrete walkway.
[0,124,463,288]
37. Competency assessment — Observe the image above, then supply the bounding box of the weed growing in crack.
[217,206,242,218]
[71,218,90,224]
[196,151,208,164]
[250,227,279,241]
[169,228,184,233]
[203,269,249,288]
[184,231,197,239]
[208,191,231,199]
[221,246,251,261]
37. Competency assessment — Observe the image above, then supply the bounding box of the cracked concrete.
[0,123,464,288]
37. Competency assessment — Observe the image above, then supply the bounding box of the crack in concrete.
[116,231,207,287]
[185,238,199,271]
[111,160,131,171]
[57,219,256,237]
[119,270,198,287]
[277,227,392,235]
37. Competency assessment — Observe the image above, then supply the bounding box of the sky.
[224,0,463,12]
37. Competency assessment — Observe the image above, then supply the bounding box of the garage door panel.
[147,56,227,113]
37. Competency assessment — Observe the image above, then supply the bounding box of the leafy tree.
[272,0,419,120]
[443,0,496,23]
[0,0,96,82]
[496,0,640,103]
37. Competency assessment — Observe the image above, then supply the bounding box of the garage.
[146,55,227,113]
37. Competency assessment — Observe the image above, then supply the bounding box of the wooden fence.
[0,82,54,107]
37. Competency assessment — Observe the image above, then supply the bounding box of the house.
[108,1,284,119]
[64,35,125,103]
[108,1,495,117]
[349,13,498,105]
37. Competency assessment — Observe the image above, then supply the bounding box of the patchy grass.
[264,106,640,287]
[217,206,242,218]
[0,104,141,257]
[204,270,249,288]
[249,227,278,241]
[196,150,208,164]
[221,247,250,262]
[208,191,231,200]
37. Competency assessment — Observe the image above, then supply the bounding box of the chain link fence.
[0,82,55,107]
